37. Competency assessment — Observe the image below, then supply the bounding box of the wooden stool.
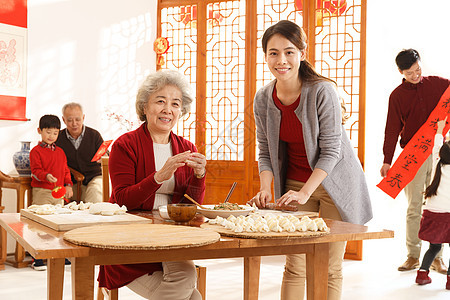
[0,175,32,268]
[97,265,207,300]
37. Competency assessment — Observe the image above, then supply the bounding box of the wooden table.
[0,212,394,300]
[0,175,32,268]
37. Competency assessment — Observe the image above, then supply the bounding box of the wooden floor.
[0,234,448,299]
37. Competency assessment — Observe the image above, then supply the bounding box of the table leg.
[306,243,329,300]
[244,256,261,300]
[47,258,65,300]
[71,256,95,300]
[11,187,28,268]
[0,226,6,271]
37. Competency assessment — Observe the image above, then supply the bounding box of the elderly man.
[56,103,104,203]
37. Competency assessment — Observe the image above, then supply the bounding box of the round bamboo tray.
[64,223,220,250]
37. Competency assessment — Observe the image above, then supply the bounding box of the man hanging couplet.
[377,86,450,198]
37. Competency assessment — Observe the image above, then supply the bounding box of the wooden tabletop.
[0,211,394,260]
[0,211,394,300]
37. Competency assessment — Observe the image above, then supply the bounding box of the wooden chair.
[69,167,85,202]
[0,205,6,270]
[0,171,11,270]
[97,157,207,299]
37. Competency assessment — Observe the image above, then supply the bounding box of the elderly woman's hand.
[154,151,192,183]
[186,152,207,178]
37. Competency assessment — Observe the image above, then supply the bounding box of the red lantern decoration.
[154,37,170,66]
[52,185,66,199]
[295,0,347,26]
[179,4,223,28]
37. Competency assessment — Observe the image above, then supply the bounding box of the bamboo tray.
[64,223,221,250]
[200,223,329,239]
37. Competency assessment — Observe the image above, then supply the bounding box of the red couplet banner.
[377,86,450,199]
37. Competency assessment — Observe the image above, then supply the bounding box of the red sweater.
[383,76,450,164]
[273,88,312,182]
[98,123,206,290]
[30,143,72,189]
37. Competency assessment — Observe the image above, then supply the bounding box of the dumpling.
[295,222,307,232]
[300,216,312,223]
[227,215,237,222]
[314,218,328,231]
[269,222,283,232]
[281,222,296,232]
[307,220,318,232]
[244,223,256,233]
[233,224,244,233]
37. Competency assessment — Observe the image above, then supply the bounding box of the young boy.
[29,114,73,270]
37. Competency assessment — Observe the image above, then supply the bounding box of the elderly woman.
[98,70,206,300]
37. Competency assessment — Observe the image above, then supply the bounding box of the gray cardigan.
[254,80,372,225]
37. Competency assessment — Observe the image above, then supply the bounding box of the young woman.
[416,117,450,289]
[248,20,372,300]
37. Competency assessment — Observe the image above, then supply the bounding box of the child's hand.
[46,174,57,183]
[437,116,448,135]
[65,186,73,199]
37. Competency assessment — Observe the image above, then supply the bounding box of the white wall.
[365,0,450,239]
[1,0,450,254]
[0,0,157,252]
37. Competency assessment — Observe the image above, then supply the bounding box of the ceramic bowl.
[158,205,170,219]
[167,203,197,223]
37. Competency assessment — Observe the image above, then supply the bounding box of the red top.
[30,143,72,189]
[383,76,450,164]
[273,87,312,183]
[98,123,206,290]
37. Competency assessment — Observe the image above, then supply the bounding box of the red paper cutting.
[377,86,450,198]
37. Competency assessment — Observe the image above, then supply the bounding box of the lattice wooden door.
[158,0,366,207]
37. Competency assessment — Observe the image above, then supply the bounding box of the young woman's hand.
[154,151,192,183]
[185,152,207,178]
[277,190,310,206]
[247,189,272,208]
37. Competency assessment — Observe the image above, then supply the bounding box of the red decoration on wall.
[179,4,223,28]
[0,0,27,28]
[295,0,347,26]
[0,0,28,121]
[154,37,170,66]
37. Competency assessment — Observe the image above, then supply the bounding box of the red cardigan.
[98,123,205,290]
[30,144,72,189]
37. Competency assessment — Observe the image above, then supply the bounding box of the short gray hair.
[136,70,194,122]
[62,102,83,114]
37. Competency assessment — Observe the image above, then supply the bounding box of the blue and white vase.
[13,141,31,176]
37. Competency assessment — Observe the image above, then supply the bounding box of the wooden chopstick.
[184,194,207,209]
[223,182,237,203]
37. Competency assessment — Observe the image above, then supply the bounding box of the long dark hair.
[424,141,450,198]
[261,20,333,84]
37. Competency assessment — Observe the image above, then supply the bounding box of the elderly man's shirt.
[383,76,450,165]
[65,125,86,150]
